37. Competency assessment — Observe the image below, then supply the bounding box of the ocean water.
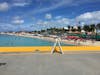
[0,34,73,46]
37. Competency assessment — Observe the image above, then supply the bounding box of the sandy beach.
[1,33,100,46]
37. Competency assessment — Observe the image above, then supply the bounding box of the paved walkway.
[0,53,100,75]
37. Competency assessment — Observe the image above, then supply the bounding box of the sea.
[0,34,73,46]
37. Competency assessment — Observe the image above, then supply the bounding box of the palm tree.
[90,24,96,32]
[96,23,100,41]
[77,26,81,32]
[41,30,46,34]
[96,23,100,30]
[83,25,90,32]
[68,26,71,31]
[71,27,76,32]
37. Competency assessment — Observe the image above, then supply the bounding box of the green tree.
[41,30,46,33]
[77,26,81,32]
[96,23,100,30]
[71,27,76,32]
[68,26,71,31]
[83,25,90,32]
[90,24,96,32]
[34,30,37,33]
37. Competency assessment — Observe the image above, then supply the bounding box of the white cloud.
[0,2,9,11]
[13,3,29,7]
[55,16,62,19]
[76,12,93,20]
[76,11,100,24]
[27,0,73,15]
[13,16,21,19]
[35,11,100,29]
[12,19,24,24]
[43,21,48,25]
[12,16,24,24]
[36,20,43,25]
[0,0,31,12]
[0,23,17,31]
[62,18,70,24]
[12,0,31,7]
[35,17,71,29]
[22,0,100,17]
[1,10,100,31]
[57,18,70,25]
[45,14,52,19]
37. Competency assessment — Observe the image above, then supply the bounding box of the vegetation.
[96,23,100,29]
[32,23,100,35]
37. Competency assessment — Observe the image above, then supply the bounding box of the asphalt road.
[0,53,100,75]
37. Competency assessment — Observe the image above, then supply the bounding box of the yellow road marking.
[0,46,100,53]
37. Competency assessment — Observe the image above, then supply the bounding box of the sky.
[0,0,100,31]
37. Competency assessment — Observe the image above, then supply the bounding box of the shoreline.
[0,33,79,46]
[0,33,100,46]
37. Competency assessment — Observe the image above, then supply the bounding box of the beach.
[0,33,100,46]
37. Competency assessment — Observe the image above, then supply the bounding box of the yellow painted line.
[0,46,51,52]
[62,46,100,51]
[0,46,100,52]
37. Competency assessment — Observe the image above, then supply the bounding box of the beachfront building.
[81,30,85,34]
[73,26,78,30]
[64,27,68,30]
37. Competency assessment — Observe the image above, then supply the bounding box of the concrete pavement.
[0,53,100,75]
